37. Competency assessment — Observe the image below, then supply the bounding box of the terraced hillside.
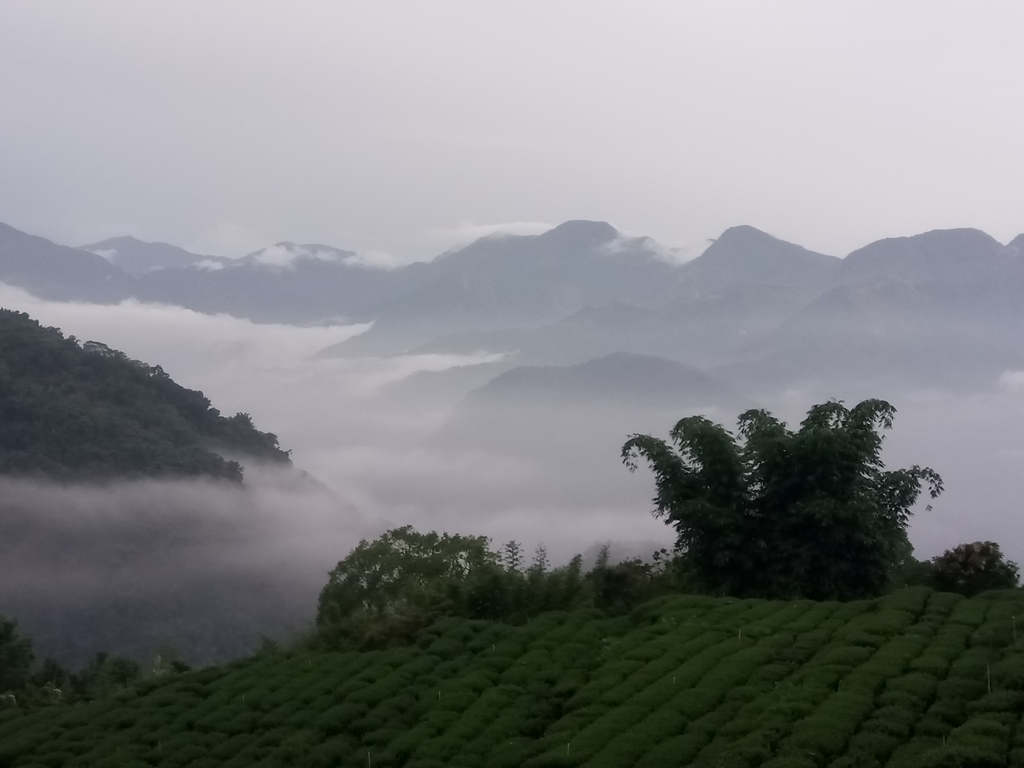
[2,588,1023,768]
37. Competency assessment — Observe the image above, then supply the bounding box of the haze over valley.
[2,214,1024,663]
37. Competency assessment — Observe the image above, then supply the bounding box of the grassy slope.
[2,588,1024,768]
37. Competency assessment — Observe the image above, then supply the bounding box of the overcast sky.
[1,2,1022,261]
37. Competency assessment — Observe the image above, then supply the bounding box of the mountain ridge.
[4,220,1024,380]
[462,351,744,407]
[0,222,132,303]
[840,227,1007,283]
[675,224,840,294]
[79,236,209,274]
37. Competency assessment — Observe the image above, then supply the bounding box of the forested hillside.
[0,309,289,481]
[2,588,1024,767]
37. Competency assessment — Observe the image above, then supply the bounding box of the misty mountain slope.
[429,220,667,281]
[435,352,751,464]
[231,242,357,271]
[0,221,133,302]
[461,352,745,406]
[124,221,678,338]
[674,224,840,294]
[840,227,1007,283]
[135,242,409,324]
[645,284,824,363]
[405,302,656,365]
[410,282,817,371]
[715,277,1024,392]
[398,226,843,366]
[0,309,290,481]
[79,235,210,274]
[710,229,1024,394]
[325,221,682,355]
[380,357,518,409]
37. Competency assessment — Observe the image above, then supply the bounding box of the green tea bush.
[845,728,903,762]
[917,744,1006,768]
[4,589,1024,767]
[949,599,990,628]
[950,648,995,680]
[877,689,926,712]
[865,704,919,738]
[910,653,952,677]
[969,690,1024,713]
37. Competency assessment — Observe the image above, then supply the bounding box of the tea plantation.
[2,587,1023,768]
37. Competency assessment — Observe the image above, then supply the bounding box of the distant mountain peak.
[848,227,999,254]
[709,225,832,255]
[715,224,778,242]
[538,220,619,245]
[432,219,636,273]
[679,226,838,292]
[841,227,1005,282]
[91,235,146,247]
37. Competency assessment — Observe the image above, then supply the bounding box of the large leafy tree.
[622,399,942,600]
[929,541,1020,596]
[316,526,499,647]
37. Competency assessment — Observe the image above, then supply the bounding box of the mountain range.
[2,218,1023,396]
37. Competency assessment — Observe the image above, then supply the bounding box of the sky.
[1,2,1023,262]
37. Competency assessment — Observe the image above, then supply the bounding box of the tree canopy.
[0,309,289,481]
[0,616,33,694]
[315,527,674,648]
[929,541,1020,596]
[316,526,499,646]
[622,399,942,600]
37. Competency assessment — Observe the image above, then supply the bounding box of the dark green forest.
[0,309,289,481]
